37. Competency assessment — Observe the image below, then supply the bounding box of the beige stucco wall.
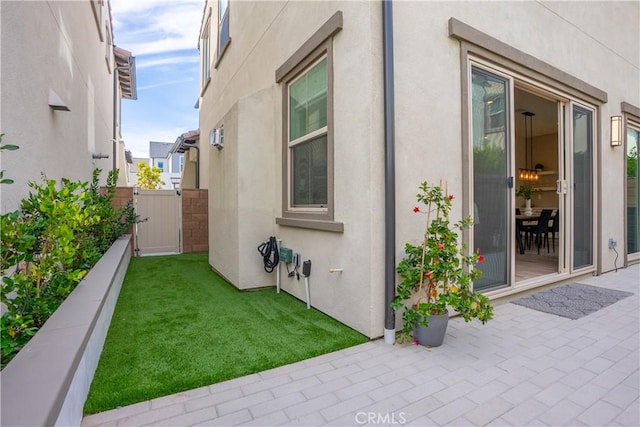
[200,0,639,337]
[201,1,386,337]
[0,1,116,213]
[391,1,639,276]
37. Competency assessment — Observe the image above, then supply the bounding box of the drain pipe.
[112,70,118,172]
[383,0,396,345]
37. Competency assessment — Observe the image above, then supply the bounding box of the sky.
[110,0,204,158]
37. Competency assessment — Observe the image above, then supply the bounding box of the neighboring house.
[170,130,206,190]
[0,0,137,212]
[149,141,184,189]
[197,1,640,339]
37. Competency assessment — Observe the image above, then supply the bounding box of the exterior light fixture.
[610,116,623,147]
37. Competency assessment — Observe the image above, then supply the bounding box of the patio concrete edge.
[0,235,132,427]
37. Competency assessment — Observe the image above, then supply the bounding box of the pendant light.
[519,111,538,182]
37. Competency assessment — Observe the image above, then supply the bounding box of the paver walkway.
[82,265,639,426]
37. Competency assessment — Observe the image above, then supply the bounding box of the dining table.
[515,213,541,254]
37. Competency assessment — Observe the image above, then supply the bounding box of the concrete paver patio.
[82,264,639,426]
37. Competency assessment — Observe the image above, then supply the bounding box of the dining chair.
[549,210,559,252]
[527,209,553,254]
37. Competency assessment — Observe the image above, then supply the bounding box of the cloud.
[111,0,203,55]
[136,55,199,69]
[110,1,201,159]
[138,78,196,91]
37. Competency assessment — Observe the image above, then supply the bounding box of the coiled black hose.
[258,236,279,273]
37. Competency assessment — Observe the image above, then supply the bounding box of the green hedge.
[1,169,137,369]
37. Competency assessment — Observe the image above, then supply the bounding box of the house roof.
[149,141,174,158]
[114,46,137,100]
[170,129,200,154]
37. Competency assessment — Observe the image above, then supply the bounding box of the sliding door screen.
[572,105,594,269]
[471,66,509,290]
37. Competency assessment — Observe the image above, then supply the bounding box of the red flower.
[413,206,420,213]
[436,242,445,250]
[413,339,419,346]
[448,195,454,201]
[478,255,485,263]
[425,271,433,278]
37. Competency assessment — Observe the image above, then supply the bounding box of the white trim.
[288,126,327,148]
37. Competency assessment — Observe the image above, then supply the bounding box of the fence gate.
[134,189,181,256]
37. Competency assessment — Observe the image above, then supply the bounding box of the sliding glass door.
[570,104,595,270]
[627,124,640,257]
[469,63,597,291]
[471,66,510,291]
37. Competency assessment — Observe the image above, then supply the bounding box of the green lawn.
[84,252,368,414]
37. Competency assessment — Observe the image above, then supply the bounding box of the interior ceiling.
[514,88,558,138]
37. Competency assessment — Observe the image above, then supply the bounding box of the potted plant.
[516,183,533,215]
[392,181,493,347]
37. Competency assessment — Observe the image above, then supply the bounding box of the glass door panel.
[471,66,510,291]
[572,105,594,269]
[627,125,640,255]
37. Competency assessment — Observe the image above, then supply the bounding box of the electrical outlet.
[608,238,617,249]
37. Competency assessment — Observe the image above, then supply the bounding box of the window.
[275,11,343,232]
[179,155,185,172]
[157,161,164,172]
[216,0,230,64]
[105,24,113,73]
[201,17,211,89]
[90,0,104,41]
[289,56,328,208]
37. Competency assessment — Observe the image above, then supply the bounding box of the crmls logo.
[355,411,407,425]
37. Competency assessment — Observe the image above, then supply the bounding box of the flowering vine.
[392,181,494,341]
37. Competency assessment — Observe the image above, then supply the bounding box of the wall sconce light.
[610,116,623,147]
[48,89,70,112]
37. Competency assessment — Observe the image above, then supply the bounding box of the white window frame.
[286,54,329,213]
[201,16,211,90]
[216,0,231,66]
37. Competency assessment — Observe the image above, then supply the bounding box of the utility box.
[279,247,293,263]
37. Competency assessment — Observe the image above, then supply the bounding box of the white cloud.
[137,55,199,69]
[111,0,203,55]
[138,77,195,91]
[110,1,202,159]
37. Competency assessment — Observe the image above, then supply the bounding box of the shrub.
[1,169,137,368]
[391,181,493,342]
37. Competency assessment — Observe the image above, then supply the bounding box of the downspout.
[383,0,396,345]
[185,142,200,189]
[112,68,118,172]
